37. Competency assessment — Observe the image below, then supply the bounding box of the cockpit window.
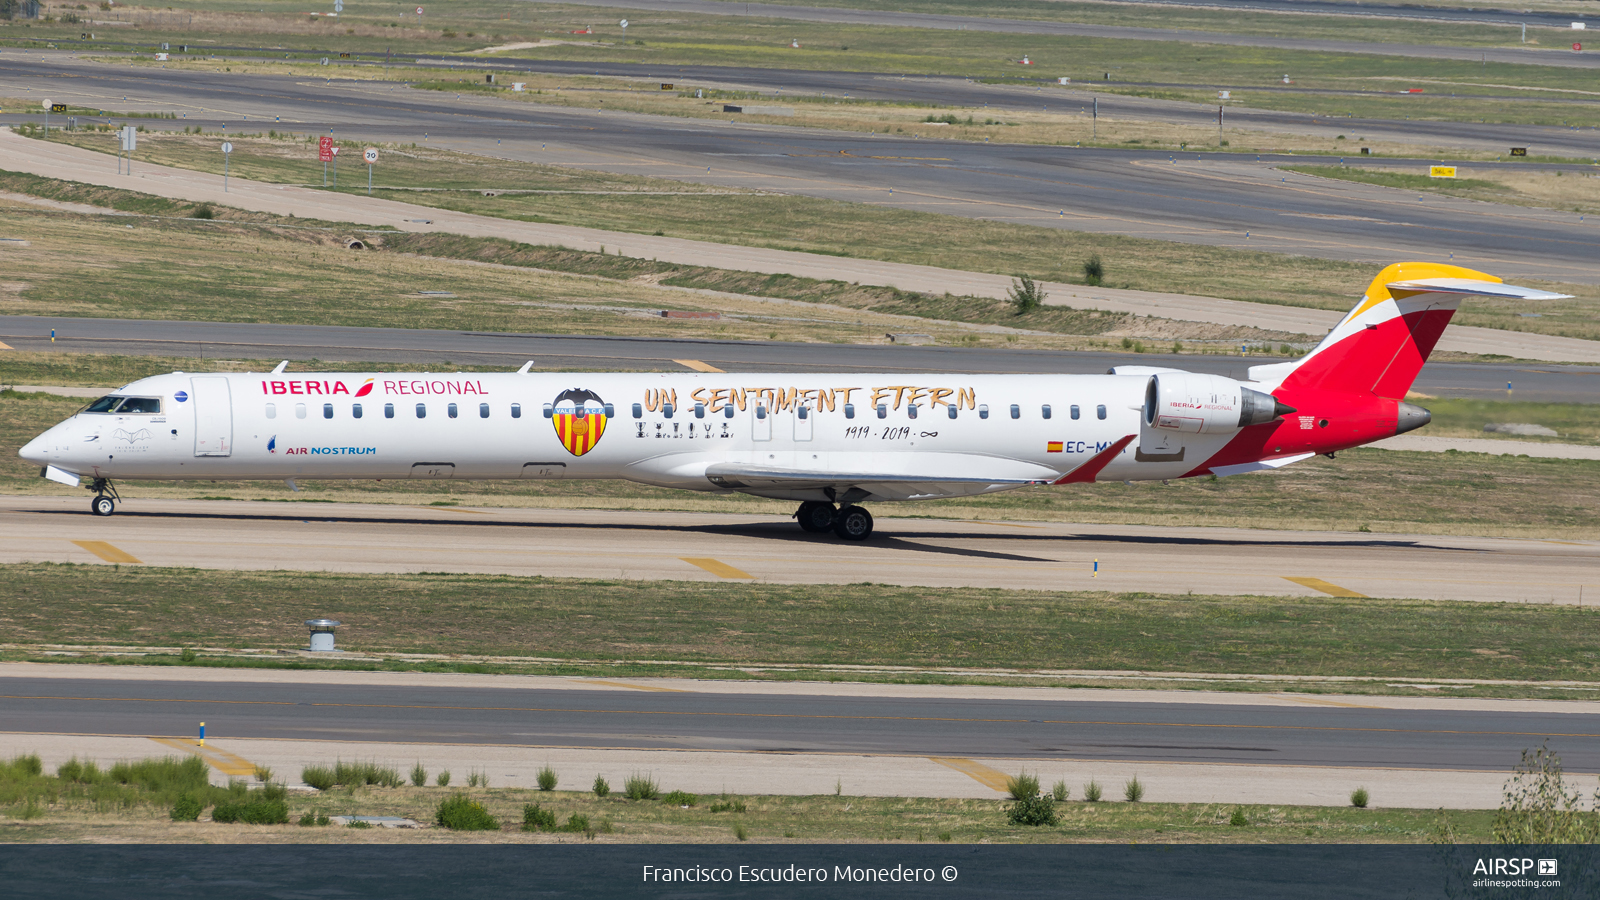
[85,395,162,414]
[115,397,162,414]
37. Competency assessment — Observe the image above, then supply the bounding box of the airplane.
[19,262,1567,539]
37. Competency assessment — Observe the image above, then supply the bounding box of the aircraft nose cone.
[19,435,46,464]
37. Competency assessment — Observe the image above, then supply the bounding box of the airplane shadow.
[30,505,1454,561]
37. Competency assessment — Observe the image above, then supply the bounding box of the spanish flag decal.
[551,388,608,457]
[1047,441,1064,453]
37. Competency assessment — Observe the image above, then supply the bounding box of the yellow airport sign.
[1429,166,1457,178]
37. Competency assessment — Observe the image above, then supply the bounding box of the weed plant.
[536,765,558,791]
[710,798,747,813]
[663,790,698,808]
[592,775,610,798]
[1051,781,1069,802]
[410,763,427,788]
[1007,795,1058,826]
[435,794,499,831]
[624,773,660,801]
[1351,787,1370,809]
[522,803,558,832]
[436,770,451,787]
[1125,776,1146,803]
[3,754,230,815]
[1084,780,1104,802]
[1005,772,1040,801]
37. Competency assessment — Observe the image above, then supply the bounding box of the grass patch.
[2,563,1599,686]
[0,777,1502,842]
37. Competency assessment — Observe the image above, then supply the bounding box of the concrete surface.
[1,496,1593,603]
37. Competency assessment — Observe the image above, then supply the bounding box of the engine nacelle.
[1142,373,1291,435]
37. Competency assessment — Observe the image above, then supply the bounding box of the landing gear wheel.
[832,505,873,541]
[795,501,837,533]
[91,495,115,517]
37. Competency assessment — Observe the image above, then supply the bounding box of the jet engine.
[1142,373,1293,434]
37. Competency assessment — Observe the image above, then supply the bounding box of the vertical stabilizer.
[1250,263,1568,401]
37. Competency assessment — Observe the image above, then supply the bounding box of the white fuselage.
[20,369,1242,501]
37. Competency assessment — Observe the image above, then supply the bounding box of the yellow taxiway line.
[681,557,755,579]
[929,757,1012,792]
[1283,576,1367,598]
[673,359,725,373]
[71,540,142,564]
[149,736,257,777]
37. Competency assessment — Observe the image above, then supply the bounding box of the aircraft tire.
[91,496,115,517]
[795,501,836,533]
[832,505,873,541]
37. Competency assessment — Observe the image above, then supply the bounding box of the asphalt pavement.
[4,673,1596,772]
[542,0,1600,69]
[3,55,1598,282]
[5,314,1595,401]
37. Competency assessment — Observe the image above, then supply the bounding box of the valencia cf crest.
[551,388,608,457]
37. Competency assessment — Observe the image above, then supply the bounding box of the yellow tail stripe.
[1283,576,1367,598]
[72,540,142,564]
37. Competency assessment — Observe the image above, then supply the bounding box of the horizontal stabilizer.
[1386,278,1571,301]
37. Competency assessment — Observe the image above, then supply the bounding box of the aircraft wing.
[703,461,1053,502]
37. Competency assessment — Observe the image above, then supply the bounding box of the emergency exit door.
[190,376,233,457]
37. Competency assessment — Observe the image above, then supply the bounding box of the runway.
[3,55,1598,281]
[2,497,1593,604]
[538,0,1600,71]
[6,314,1598,402]
[1,666,1595,807]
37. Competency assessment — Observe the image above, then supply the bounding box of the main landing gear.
[88,478,119,517]
[793,501,874,541]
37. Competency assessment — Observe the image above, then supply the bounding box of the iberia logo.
[354,378,376,398]
[551,388,607,457]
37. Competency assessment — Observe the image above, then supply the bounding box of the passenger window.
[416,403,426,419]
[479,403,489,419]
[632,403,643,419]
[756,405,767,420]
[1071,404,1080,420]
[511,403,522,419]
[907,405,917,420]
[844,404,855,419]
[323,403,333,419]
[353,403,362,419]
[947,404,958,420]
[542,403,553,419]
[603,403,615,418]
[979,404,989,420]
[723,405,735,419]
[662,403,674,419]
[448,402,459,419]
[694,403,706,419]
[385,403,394,419]
[1042,404,1052,420]
[266,403,277,419]
[295,403,307,419]
[1097,404,1107,420]
[876,404,887,419]
[1009,404,1020,419]
[85,396,122,413]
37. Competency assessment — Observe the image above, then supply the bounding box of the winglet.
[516,361,534,375]
[1053,434,1135,485]
[270,360,289,375]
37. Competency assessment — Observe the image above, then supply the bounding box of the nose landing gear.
[88,478,119,516]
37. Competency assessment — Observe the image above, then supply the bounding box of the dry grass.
[0,783,1493,844]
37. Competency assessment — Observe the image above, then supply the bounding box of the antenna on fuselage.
[516,361,533,375]
[271,360,289,375]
